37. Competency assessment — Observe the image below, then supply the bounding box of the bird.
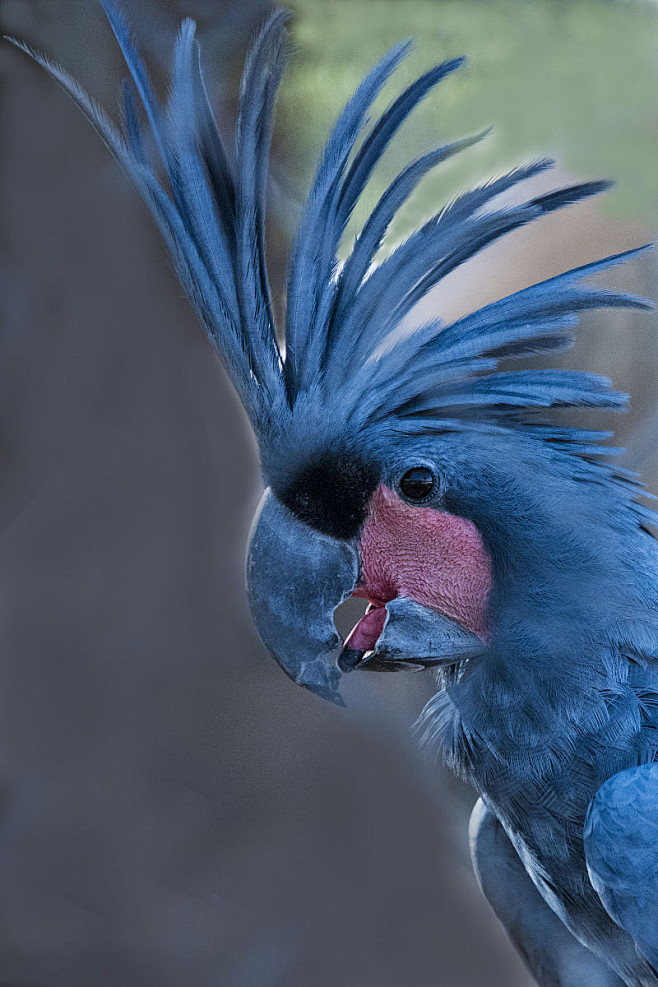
[10,2,658,984]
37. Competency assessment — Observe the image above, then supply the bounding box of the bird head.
[247,403,497,703]
[246,365,651,705]
[23,2,653,704]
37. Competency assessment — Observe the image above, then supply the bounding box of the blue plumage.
[13,5,658,985]
[586,765,658,972]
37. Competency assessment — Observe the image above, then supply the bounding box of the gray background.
[0,2,656,985]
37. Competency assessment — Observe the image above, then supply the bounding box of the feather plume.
[10,3,653,454]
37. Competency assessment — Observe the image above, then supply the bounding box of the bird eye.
[399,466,436,502]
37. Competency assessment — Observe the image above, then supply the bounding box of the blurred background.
[0,1,657,984]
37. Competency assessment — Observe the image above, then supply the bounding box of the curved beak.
[245,490,359,705]
[246,491,484,704]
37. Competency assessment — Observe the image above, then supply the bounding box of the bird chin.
[337,597,484,674]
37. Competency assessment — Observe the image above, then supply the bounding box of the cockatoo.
[11,4,658,984]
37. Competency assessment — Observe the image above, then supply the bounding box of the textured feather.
[234,10,290,397]
[9,5,294,431]
[284,40,410,392]
[98,0,168,163]
[397,369,628,415]
[189,38,236,239]
[14,3,654,461]
[336,57,465,232]
[323,159,556,384]
[585,765,658,970]
[302,59,473,385]
[329,242,651,430]
[327,129,489,359]
[167,19,240,319]
[335,177,613,378]
[6,38,131,168]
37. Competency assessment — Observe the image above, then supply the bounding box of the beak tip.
[295,661,345,706]
[299,679,345,706]
[337,647,366,673]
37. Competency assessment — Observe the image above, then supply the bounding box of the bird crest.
[10,1,652,491]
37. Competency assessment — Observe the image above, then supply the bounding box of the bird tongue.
[343,605,388,652]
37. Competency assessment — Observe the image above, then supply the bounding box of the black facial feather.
[277,453,379,539]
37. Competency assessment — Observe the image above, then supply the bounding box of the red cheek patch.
[353,484,492,645]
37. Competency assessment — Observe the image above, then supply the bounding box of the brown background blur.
[0,1,656,985]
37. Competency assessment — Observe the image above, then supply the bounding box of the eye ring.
[398,465,438,503]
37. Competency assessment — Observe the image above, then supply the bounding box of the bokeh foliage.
[278,0,658,248]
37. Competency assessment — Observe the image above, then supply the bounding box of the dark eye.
[399,466,436,502]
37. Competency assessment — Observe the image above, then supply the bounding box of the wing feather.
[585,764,658,969]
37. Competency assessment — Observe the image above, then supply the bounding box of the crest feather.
[10,3,653,455]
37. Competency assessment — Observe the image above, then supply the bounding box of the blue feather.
[336,57,466,229]
[284,40,411,393]
[336,177,612,376]
[328,129,489,356]
[9,3,294,432]
[323,159,557,382]
[167,19,240,319]
[14,0,647,492]
[189,38,236,238]
[398,369,629,415]
[121,79,148,164]
[98,0,169,164]
[235,10,290,398]
[14,3,654,478]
